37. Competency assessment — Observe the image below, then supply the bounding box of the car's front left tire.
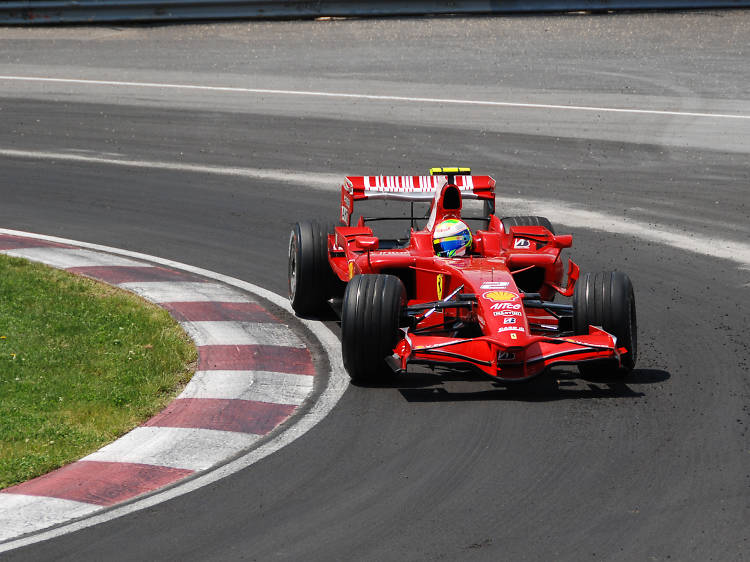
[341,274,406,383]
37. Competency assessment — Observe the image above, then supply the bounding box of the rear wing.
[340,175,496,225]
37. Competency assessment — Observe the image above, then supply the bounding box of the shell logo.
[348,261,355,280]
[482,290,518,302]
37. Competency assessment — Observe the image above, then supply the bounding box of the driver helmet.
[433,218,472,257]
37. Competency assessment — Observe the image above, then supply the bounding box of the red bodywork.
[330,173,625,381]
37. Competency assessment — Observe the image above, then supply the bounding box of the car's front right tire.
[573,270,637,376]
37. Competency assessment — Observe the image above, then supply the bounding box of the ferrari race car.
[288,168,637,383]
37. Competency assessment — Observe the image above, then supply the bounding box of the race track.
[1,11,748,560]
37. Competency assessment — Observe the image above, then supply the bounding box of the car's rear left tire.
[573,271,637,376]
[288,220,344,316]
[341,274,406,383]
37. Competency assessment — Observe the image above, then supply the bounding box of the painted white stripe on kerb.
[179,370,314,405]
[1,247,144,269]
[1,75,748,120]
[119,281,254,303]
[180,321,305,348]
[82,427,262,472]
[0,495,100,541]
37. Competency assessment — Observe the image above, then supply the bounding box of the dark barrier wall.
[2,0,749,24]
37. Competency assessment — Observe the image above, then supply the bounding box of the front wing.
[390,326,623,381]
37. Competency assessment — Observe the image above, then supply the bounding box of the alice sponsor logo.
[489,302,521,310]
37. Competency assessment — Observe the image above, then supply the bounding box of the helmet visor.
[434,233,471,257]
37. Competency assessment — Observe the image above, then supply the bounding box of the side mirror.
[552,234,573,249]
[357,237,379,251]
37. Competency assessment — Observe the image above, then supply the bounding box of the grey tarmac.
[1,10,748,561]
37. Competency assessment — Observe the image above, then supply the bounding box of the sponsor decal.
[497,326,525,333]
[497,351,516,362]
[494,310,523,317]
[480,281,510,290]
[503,317,517,324]
[500,310,523,316]
[436,273,444,300]
[489,302,521,311]
[478,316,486,329]
[348,261,354,280]
[482,290,519,302]
[514,238,531,249]
[340,191,353,224]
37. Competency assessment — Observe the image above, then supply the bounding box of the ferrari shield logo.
[436,274,444,300]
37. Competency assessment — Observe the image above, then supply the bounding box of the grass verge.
[0,254,197,489]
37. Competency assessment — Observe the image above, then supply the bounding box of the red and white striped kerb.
[0,234,318,541]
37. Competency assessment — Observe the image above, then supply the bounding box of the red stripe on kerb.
[0,234,77,250]
[144,398,296,434]
[66,265,206,284]
[162,301,278,322]
[0,461,192,506]
[198,345,314,375]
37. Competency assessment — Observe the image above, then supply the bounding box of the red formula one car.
[289,168,637,384]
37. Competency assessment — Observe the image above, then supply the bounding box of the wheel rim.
[288,233,298,300]
[628,295,637,362]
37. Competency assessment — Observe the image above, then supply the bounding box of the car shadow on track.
[393,368,670,403]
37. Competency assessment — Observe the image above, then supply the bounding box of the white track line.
[1,146,747,271]
[0,148,341,189]
[497,196,750,270]
[1,75,749,120]
[0,229,348,553]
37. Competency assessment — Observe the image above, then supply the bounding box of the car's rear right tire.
[500,215,555,235]
[341,274,406,383]
[573,271,637,376]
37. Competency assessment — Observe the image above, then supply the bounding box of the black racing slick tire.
[341,274,406,383]
[573,271,638,376]
[500,215,555,235]
[288,221,344,316]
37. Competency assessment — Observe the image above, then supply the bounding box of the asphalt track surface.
[1,10,748,561]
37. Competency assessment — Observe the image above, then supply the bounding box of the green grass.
[0,255,197,489]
